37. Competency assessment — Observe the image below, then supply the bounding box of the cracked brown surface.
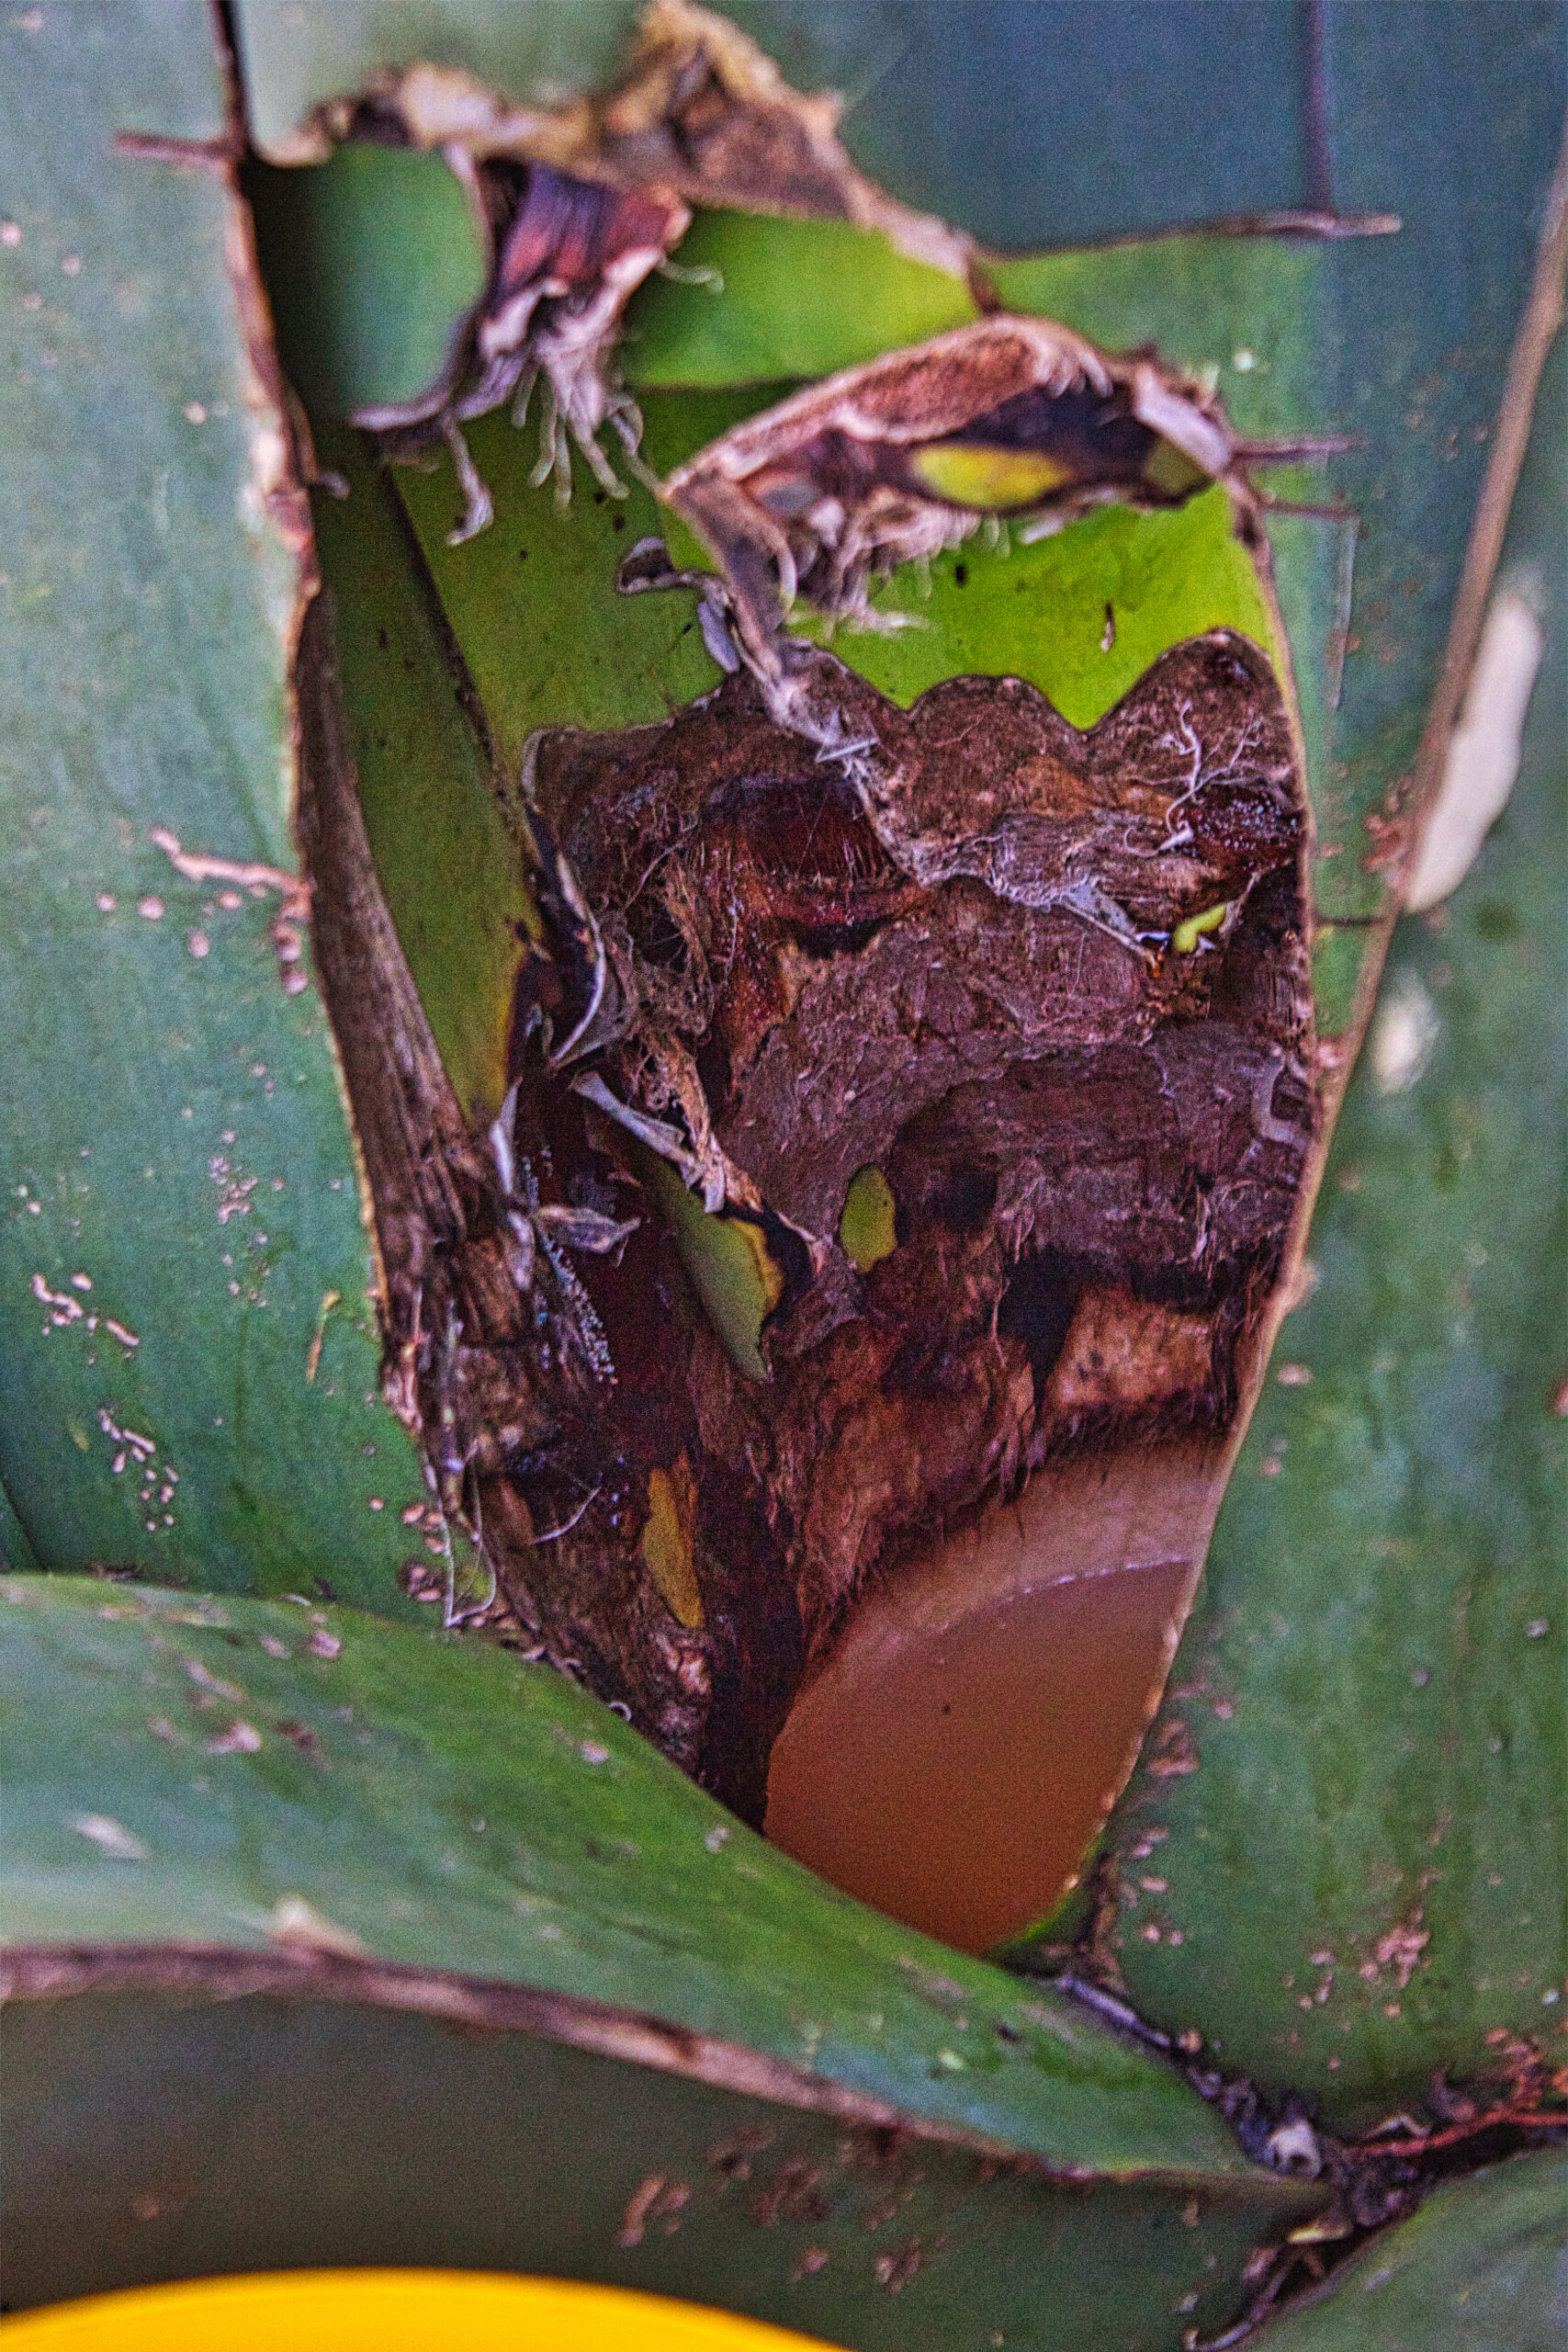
[398,629,1315,1824]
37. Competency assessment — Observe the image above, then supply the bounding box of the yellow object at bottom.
[0,2270,836,2350]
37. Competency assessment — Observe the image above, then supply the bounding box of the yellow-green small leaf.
[640,1453,703,1628]
[640,1153,783,1385]
[840,1165,898,1272]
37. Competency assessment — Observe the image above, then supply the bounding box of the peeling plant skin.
[414,621,1317,1822]
[279,0,971,275]
[659,311,1347,667]
[312,0,979,541]
[355,154,689,540]
[664,314,1248,642]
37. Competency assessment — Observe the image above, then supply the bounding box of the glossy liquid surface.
[765,1452,1210,1955]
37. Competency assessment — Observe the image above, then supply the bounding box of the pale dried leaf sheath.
[662,314,1253,649]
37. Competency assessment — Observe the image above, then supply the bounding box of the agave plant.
[2,5,1562,2345]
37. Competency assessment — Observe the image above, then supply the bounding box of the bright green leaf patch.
[248,144,486,420]
[840,1165,897,1274]
[839,483,1280,729]
[636,1149,782,1386]
[310,424,534,1125]
[386,399,739,773]
[624,209,976,388]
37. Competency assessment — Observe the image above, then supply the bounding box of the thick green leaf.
[1298,5,1566,925]
[1257,2153,1568,2352]
[248,144,486,420]
[309,424,536,1125]
[0,1574,1244,2170]
[1060,327,1568,2128]
[2,1990,1293,2346]
[0,4,426,1612]
[1,1573,1317,2337]
[624,209,975,386]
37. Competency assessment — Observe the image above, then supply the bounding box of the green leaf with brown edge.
[1254,2152,1568,2352]
[2,1986,1291,2345]
[389,364,1282,764]
[1054,323,1568,2132]
[233,0,646,165]
[1,1573,1319,2342]
[0,2,426,1615]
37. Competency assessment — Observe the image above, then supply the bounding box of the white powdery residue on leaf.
[265,1894,367,1958]
[1371,969,1440,1094]
[1406,586,1543,911]
[71,1813,148,1860]
[205,1719,263,1754]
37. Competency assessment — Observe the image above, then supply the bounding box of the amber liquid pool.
[764,1451,1210,1955]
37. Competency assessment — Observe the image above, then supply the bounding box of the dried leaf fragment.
[359,161,689,538]
[662,312,1311,646]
